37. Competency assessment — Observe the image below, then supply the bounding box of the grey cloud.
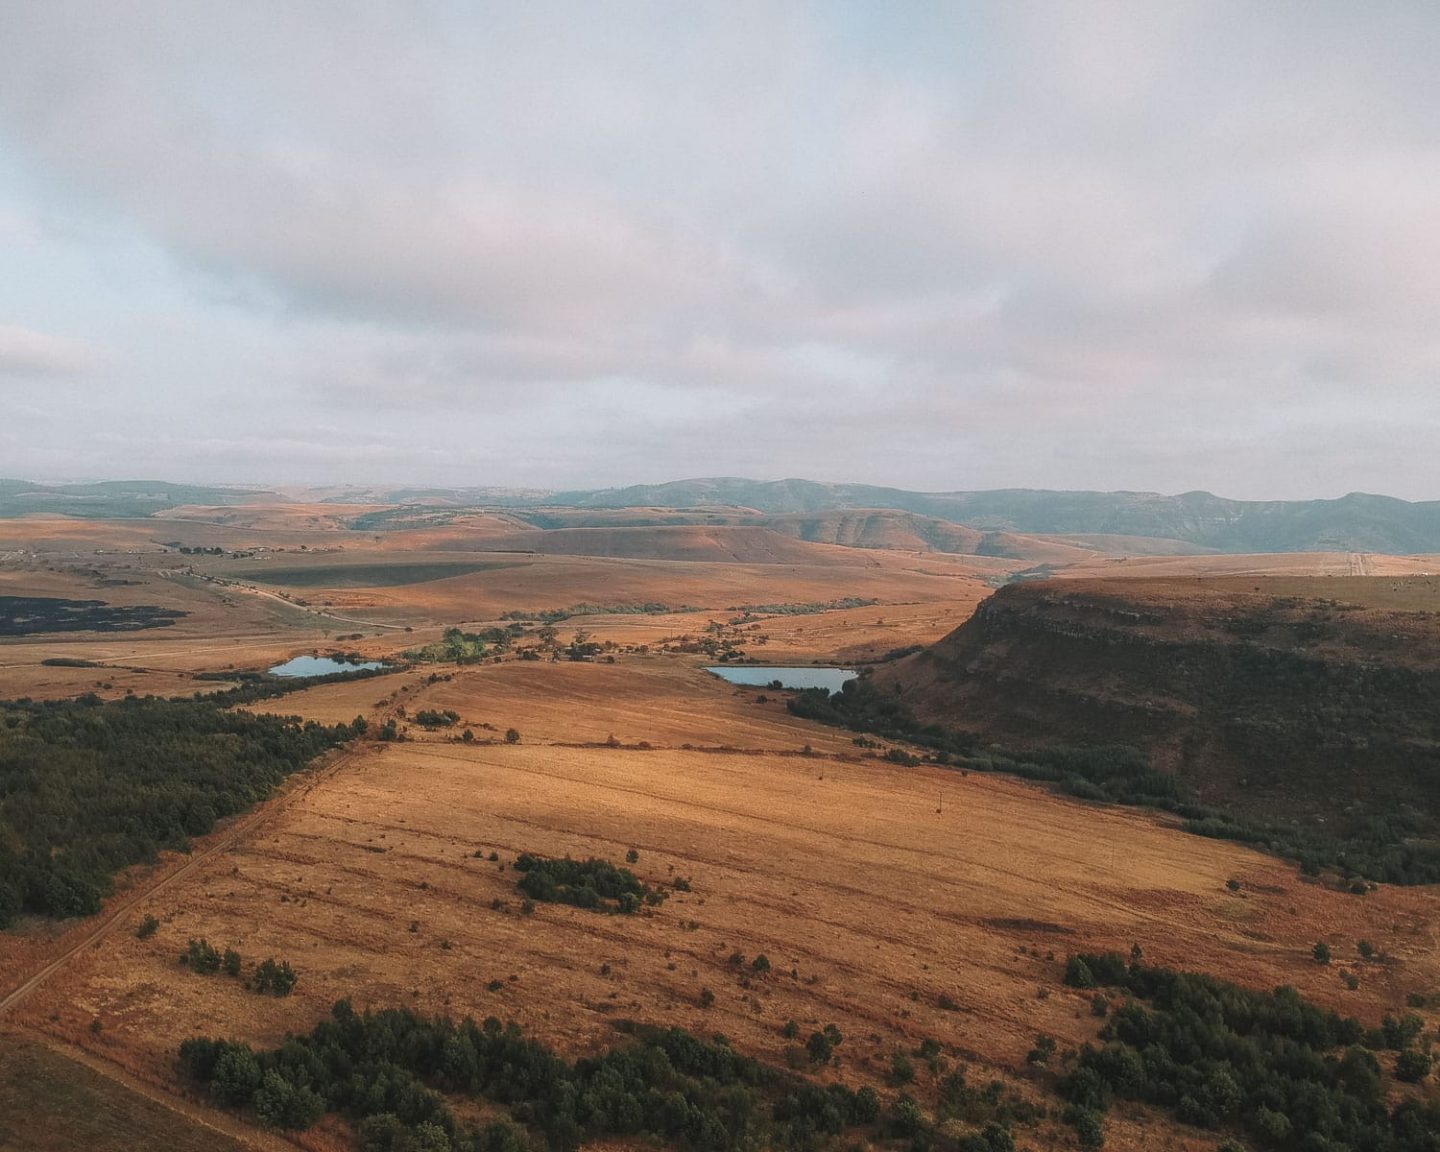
[0,2,1437,496]
[0,324,102,380]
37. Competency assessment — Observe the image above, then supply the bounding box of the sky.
[1,1,1438,500]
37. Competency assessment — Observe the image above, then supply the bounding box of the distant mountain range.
[546,479,1440,554]
[5,476,1440,555]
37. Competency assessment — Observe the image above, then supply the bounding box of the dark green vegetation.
[855,581,1440,884]
[243,561,515,588]
[1060,952,1440,1150]
[179,999,1031,1151]
[196,662,394,704]
[0,694,360,927]
[0,1034,251,1152]
[406,626,519,663]
[0,478,269,519]
[415,709,460,728]
[790,673,1440,884]
[727,598,879,617]
[254,957,298,996]
[512,855,661,914]
[500,603,700,623]
[0,595,186,636]
[181,940,297,996]
[795,671,1440,884]
[345,506,469,531]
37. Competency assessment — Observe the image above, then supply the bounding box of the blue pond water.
[268,655,388,678]
[706,666,858,693]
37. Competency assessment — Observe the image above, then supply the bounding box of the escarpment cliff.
[875,578,1440,837]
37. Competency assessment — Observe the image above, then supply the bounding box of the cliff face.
[876,578,1440,834]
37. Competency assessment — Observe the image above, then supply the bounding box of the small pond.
[268,655,388,678]
[706,666,858,692]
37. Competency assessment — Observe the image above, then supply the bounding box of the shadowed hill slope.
[874,576,1440,847]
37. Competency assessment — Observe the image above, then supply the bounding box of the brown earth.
[3,511,1440,1151]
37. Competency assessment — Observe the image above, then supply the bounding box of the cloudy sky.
[1,2,1438,498]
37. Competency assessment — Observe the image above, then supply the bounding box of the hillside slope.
[545,479,1440,554]
[875,577,1440,848]
[459,524,880,565]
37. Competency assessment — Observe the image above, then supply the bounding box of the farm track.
[0,745,366,1017]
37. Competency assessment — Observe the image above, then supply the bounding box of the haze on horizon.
[1,2,1438,501]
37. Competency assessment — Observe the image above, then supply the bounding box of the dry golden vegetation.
[3,509,1440,1151]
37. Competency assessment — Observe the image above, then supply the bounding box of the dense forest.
[1060,951,1440,1149]
[180,1000,1031,1151]
[0,694,361,927]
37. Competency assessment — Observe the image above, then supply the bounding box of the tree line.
[1060,951,1440,1149]
[0,694,361,927]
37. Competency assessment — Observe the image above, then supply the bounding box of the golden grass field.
[4,511,1440,1150]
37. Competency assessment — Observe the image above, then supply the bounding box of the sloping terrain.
[877,577,1440,841]
[459,524,879,565]
[546,479,1440,554]
[12,477,1440,553]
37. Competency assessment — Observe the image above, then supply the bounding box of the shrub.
[1056,951,1440,1152]
[504,728,520,744]
[1026,1034,1056,1066]
[1313,940,1331,964]
[1068,1106,1105,1148]
[806,1031,835,1064]
[222,948,242,977]
[1064,956,1096,988]
[1397,1049,1432,1083]
[253,958,297,996]
[513,853,654,914]
[183,938,222,974]
[136,914,159,939]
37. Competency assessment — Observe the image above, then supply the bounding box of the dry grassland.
[0,1032,254,1152]
[6,517,1440,1150]
[15,659,1440,1152]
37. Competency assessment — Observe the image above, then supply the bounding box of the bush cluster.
[512,854,667,914]
[1059,951,1440,1149]
[181,1002,899,1150]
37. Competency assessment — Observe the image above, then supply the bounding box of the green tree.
[1397,1048,1432,1083]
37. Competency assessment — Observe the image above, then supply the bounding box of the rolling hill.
[9,475,1440,555]
[873,576,1440,858]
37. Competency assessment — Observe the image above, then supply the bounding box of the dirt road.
[0,745,364,1016]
